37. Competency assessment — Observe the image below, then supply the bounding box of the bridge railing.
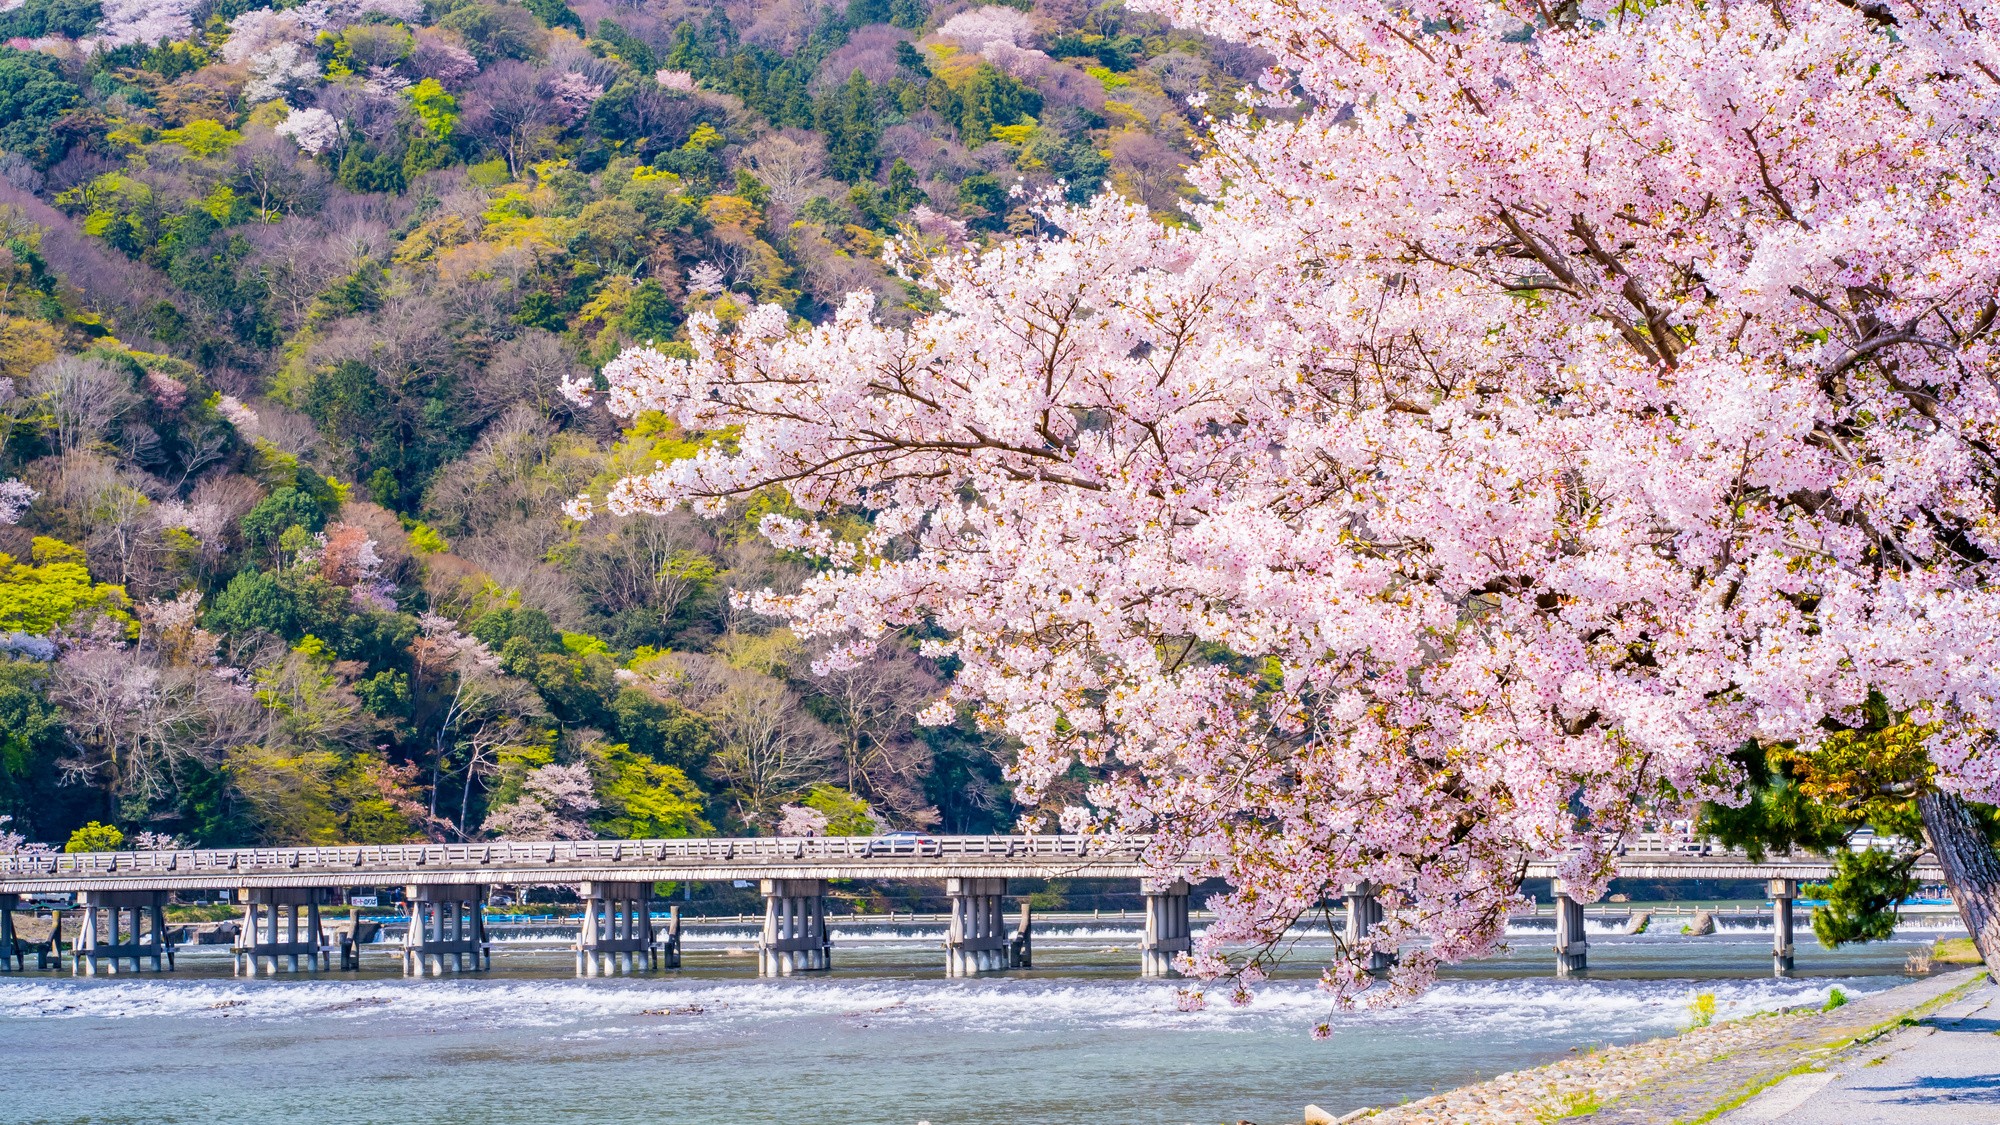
[0,834,1155,880]
[0,830,1926,882]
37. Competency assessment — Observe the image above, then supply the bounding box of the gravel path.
[1717,978,1999,1124]
[1331,969,1988,1125]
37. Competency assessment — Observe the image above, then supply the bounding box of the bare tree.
[463,61,557,177]
[468,329,584,421]
[567,510,715,626]
[805,643,941,826]
[27,357,138,453]
[650,653,837,825]
[51,642,262,814]
[739,131,830,219]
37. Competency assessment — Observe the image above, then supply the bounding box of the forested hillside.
[0,0,1254,852]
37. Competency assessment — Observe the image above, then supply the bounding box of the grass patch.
[164,904,240,922]
[1934,938,1983,965]
[1535,1089,1604,1122]
[1678,1061,1825,1125]
[1822,987,1848,1012]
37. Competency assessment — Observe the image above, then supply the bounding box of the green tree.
[953,66,1041,147]
[802,784,876,835]
[157,119,242,158]
[0,47,78,169]
[521,0,583,33]
[818,70,881,182]
[0,658,88,843]
[409,78,460,140]
[619,279,682,342]
[0,0,101,40]
[239,486,327,553]
[612,689,717,776]
[957,173,1008,231]
[64,821,124,852]
[1701,701,2000,971]
[593,743,710,838]
[207,568,301,638]
[0,538,133,636]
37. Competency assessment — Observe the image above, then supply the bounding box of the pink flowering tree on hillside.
[569,0,2000,1003]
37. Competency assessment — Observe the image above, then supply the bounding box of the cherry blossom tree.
[77,0,197,53]
[275,107,341,156]
[0,479,33,525]
[484,763,599,840]
[573,0,2000,1001]
[776,803,829,837]
[547,72,607,127]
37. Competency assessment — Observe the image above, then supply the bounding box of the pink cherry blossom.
[0,479,34,525]
[576,0,2000,1007]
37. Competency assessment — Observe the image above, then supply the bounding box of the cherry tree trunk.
[1916,789,2000,975]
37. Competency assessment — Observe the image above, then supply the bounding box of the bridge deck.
[0,834,1945,894]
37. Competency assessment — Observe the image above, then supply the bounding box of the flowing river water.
[0,916,1962,1125]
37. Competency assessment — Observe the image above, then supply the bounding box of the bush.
[64,821,124,852]
[1688,992,1717,1028]
[239,486,326,551]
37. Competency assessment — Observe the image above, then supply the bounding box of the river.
[0,918,1959,1125]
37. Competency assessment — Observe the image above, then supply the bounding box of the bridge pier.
[234,888,332,975]
[402,884,489,976]
[1140,878,1190,977]
[576,881,674,975]
[758,878,829,976]
[73,890,173,975]
[945,877,1011,976]
[1010,902,1033,968]
[1345,882,1395,973]
[0,893,18,971]
[1553,881,1588,977]
[1769,878,1796,975]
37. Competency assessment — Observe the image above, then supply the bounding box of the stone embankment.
[1291,966,1987,1125]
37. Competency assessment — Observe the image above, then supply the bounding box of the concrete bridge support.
[1770,878,1796,976]
[1009,903,1033,969]
[1140,879,1191,977]
[660,904,682,970]
[0,893,18,971]
[1345,882,1395,973]
[758,878,829,976]
[576,881,668,976]
[73,890,172,975]
[945,877,1011,976]
[234,887,332,975]
[402,884,489,976]
[1553,881,1588,977]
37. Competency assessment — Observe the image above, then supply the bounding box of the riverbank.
[1314,967,1987,1125]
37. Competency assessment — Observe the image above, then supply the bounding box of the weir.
[758,878,830,976]
[234,887,331,975]
[72,890,172,976]
[402,884,489,976]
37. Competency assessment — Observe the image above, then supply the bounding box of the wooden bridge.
[0,834,1949,980]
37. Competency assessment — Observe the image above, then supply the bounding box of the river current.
[0,919,1958,1124]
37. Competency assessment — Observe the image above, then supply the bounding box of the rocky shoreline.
[1292,967,1987,1125]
